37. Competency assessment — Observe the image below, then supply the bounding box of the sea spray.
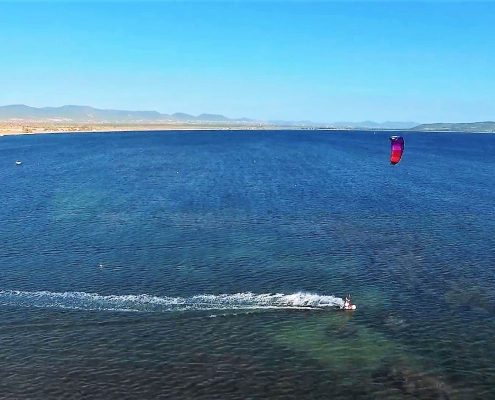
[0,290,344,313]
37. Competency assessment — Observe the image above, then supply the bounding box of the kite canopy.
[389,136,405,165]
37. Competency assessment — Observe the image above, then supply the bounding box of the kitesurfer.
[344,295,351,309]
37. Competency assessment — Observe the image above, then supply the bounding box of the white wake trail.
[0,290,344,313]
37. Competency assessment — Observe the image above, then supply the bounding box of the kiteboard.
[336,304,357,311]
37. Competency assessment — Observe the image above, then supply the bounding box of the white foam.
[0,290,343,313]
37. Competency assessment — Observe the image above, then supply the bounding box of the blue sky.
[1,1,494,123]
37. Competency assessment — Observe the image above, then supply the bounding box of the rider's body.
[344,295,351,309]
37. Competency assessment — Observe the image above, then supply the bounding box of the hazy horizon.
[2,1,494,124]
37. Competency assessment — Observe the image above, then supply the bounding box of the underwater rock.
[325,323,359,340]
[384,314,407,330]
[372,364,451,400]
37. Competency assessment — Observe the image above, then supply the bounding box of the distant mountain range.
[3,104,493,132]
[0,104,234,123]
[0,104,422,129]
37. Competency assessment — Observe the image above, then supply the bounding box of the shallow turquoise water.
[1,129,494,399]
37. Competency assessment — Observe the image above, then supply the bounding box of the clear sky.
[1,1,494,123]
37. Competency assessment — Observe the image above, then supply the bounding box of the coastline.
[2,122,492,136]
[0,122,288,136]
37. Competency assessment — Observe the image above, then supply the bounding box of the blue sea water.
[1,129,494,399]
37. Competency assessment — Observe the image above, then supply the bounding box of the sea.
[0,129,494,399]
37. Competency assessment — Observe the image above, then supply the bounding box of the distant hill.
[0,105,172,122]
[411,121,495,133]
[0,104,422,129]
[196,113,230,122]
[171,112,196,121]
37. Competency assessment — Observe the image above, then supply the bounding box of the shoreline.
[0,123,290,136]
[1,123,491,136]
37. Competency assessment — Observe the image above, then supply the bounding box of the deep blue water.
[1,129,495,399]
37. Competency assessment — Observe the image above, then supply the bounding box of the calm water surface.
[1,129,494,399]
